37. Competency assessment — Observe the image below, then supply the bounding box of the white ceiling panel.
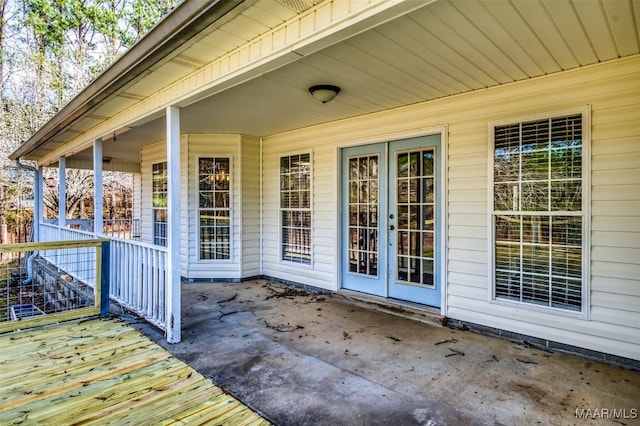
[543,0,598,66]
[481,0,560,74]
[452,0,544,76]
[347,29,458,96]
[90,97,140,119]
[218,14,270,42]
[571,0,618,62]
[512,0,580,70]
[431,1,529,82]
[244,1,299,27]
[383,15,486,90]
[603,0,640,56]
[407,6,504,86]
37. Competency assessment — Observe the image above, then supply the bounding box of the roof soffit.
[34,0,435,165]
[16,0,640,166]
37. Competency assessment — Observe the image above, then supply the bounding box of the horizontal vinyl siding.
[185,134,241,279]
[588,84,640,338]
[140,138,189,277]
[241,135,260,278]
[132,173,141,227]
[263,56,640,359]
[140,141,167,246]
[261,137,336,290]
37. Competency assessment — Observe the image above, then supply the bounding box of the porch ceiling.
[42,0,640,167]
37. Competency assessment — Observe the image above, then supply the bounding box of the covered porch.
[10,0,640,359]
[126,280,640,425]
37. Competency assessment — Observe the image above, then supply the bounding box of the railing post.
[93,138,103,235]
[34,167,43,242]
[58,156,67,233]
[166,105,181,343]
[100,241,110,316]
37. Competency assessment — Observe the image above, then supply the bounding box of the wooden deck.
[0,318,269,425]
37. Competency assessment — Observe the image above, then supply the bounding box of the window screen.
[492,114,584,311]
[280,153,311,264]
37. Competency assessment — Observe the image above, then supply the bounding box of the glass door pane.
[341,143,387,297]
[388,134,441,307]
[395,149,435,287]
[347,155,379,277]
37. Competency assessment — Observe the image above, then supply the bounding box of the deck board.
[0,318,269,425]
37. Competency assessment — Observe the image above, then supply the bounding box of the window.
[491,113,586,312]
[198,158,231,260]
[280,153,311,264]
[152,162,167,247]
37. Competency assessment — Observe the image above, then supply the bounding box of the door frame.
[335,126,448,315]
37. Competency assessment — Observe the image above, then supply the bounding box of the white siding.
[132,172,141,229]
[140,134,258,280]
[261,138,337,289]
[262,56,640,360]
[140,137,188,277]
[140,140,168,246]
[185,134,242,279]
[241,135,261,278]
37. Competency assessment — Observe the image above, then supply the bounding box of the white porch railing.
[38,222,168,332]
[102,219,141,240]
[109,236,167,330]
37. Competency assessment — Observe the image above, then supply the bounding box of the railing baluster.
[144,247,150,317]
[127,242,132,308]
[108,236,167,331]
[135,244,141,312]
[152,249,158,322]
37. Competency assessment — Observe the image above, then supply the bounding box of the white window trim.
[196,155,234,263]
[278,150,313,268]
[487,106,591,319]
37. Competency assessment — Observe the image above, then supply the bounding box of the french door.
[340,135,441,307]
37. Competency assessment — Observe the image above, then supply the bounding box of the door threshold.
[335,289,445,327]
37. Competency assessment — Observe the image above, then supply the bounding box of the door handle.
[388,225,395,231]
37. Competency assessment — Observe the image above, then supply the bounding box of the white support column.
[34,167,43,242]
[58,156,67,231]
[93,139,103,235]
[166,105,181,343]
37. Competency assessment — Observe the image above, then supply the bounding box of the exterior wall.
[241,135,261,278]
[139,134,254,280]
[262,56,640,360]
[184,134,242,279]
[139,138,188,276]
[261,139,336,289]
[140,140,167,246]
[132,172,142,235]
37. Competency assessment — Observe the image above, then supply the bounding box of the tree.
[0,0,175,242]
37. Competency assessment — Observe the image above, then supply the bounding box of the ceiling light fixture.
[309,84,341,103]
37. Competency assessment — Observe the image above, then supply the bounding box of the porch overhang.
[10,0,640,167]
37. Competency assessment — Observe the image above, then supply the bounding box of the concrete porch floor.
[123,280,640,426]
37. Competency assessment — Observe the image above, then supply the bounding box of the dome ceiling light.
[309,85,341,103]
